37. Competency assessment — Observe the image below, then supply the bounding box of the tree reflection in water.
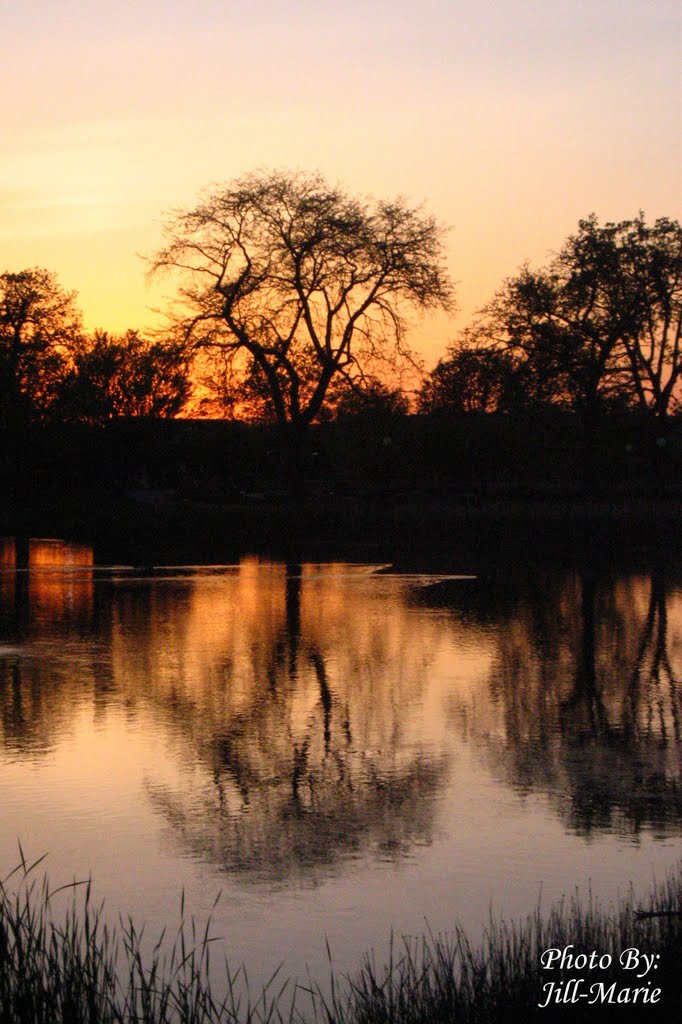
[2,545,681,879]
[109,560,449,883]
[0,539,97,756]
[430,569,682,838]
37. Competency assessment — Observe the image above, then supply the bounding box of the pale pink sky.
[1,0,679,364]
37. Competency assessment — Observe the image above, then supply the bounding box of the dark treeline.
[0,268,191,432]
[1,173,681,508]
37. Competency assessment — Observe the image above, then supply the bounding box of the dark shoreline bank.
[3,490,681,571]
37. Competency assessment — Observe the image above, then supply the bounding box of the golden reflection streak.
[25,540,94,627]
[0,539,16,567]
[0,539,97,755]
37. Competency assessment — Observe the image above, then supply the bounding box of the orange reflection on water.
[0,539,16,611]
[2,556,681,885]
[27,539,94,626]
[28,539,93,569]
[0,538,16,567]
[105,559,453,879]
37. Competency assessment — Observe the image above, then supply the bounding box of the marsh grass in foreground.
[0,849,681,1023]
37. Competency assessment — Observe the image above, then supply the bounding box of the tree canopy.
[418,338,524,415]
[614,215,682,424]
[57,330,192,425]
[0,268,83,427]
[474,219,633,421]
[151,170,453,443]
[468,214,682,425]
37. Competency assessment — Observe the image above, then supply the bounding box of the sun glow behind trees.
[2,209,681,449]
[150,170,452,446]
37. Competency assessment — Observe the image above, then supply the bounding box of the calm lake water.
[0,537,681,993]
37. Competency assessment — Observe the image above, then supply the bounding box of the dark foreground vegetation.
[1,853,681,1023]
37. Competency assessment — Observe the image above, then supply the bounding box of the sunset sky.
[2,0,680,364]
